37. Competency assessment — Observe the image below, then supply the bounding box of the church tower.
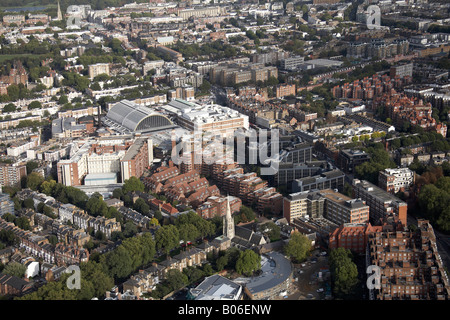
[223,196,235,240]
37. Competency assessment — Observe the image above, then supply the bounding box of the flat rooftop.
[84,172,117,180]
[355,180,407,205]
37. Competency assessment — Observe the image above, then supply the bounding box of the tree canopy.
[284,232,312,263]
[235,249,261,276]
[328,248,359,299]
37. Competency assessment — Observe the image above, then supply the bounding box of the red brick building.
[367,220,450,300]
[0,273,33,297]
[328,222,382,254]
[373,93,447,137]
[197,196,242,219]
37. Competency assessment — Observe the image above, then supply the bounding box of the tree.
[2,213,15,223]
[165,269,188,291]
[40,179,57,196]
[95,230,106,241]
[26,161,39,175]
[122,176,145,194]
[90,82,101,91]
[80,261,114,299]
[43,205,57,219]
[235,250,261,276]
[23,198,35,209]
[284,232,312,263]
[58,95,69,105]
[149,217,159,227]
[154,210,163,222]
[216,255,228,271]
[202,263,214,276]
[198,80,211,95]
[133,198,150,216]
[48,235,59,246]
[155,225,180,256]
[26,172,44,191]
[0,229,18,247]
[28,101,42,109]
[103,245,133,280]
[178,223,200,244]
[240,205,256,222]
[123,221,138,238]
[3,262,27,278]
[418,182,450,232]
[183,266,204,284]
[260,222,280,242]
[112,188,124,200]
[86,193,108,217]
[15,216,31,230]
[329,248,359,299]
[3,103,16,113]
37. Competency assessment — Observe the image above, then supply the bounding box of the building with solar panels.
[103,100,175,134]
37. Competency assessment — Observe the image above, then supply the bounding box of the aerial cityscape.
[0,0,449,305]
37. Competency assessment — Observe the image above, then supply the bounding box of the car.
[311,260,317,264]
[317,288,324,293]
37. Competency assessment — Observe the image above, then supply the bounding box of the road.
[284,249,330,300]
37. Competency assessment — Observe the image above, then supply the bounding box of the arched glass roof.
[106,100,173,132]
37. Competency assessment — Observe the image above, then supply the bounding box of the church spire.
[56,1,63,21]
[223,195,235,240]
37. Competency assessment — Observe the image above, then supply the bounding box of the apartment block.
[274,161,325,187]
[390,63,414,78]
[0,163,27,188]
[121,137,153,182]
[197,196,242,219]
[280,56,305,71]
[320,189,370,226]
[367,220,450,300]
[292,169,345,193]
[276,84,296,98]
[353,179,407,227]
[88,63,110,79]
[378,168,415,194]
[329,222,383,254]
[283,190,325,224]
[336,149,370,174]
[2,15,25,25]
[253,187,283,215]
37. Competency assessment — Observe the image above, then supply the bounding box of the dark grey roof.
[0,272,30,290]
[234,226,253,241]
[233,226,265,247]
